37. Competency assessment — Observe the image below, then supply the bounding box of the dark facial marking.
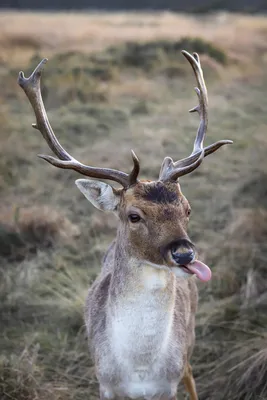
[141,182,178,204]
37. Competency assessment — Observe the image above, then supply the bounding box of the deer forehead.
[122,181,184,211]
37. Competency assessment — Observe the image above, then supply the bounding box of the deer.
[18,50,232,400]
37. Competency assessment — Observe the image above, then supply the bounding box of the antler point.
[128,150,140,187]
[17,71,26,86]
[36,59,46,72]
[37,153,54,161]
[193,52,199,62]
[131,149,138,160]
[189,106,199,113]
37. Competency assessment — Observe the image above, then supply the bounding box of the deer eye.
[187,208,191,217]
[128,214,141,223]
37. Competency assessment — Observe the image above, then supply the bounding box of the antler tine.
[183,51,207,157]
[18,59,140,188]
[159,51,232,182]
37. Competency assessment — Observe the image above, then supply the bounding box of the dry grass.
[0,206,80,261]
[1,11,267,67]
[1,10,267,400]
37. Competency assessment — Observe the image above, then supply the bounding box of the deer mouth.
[179,260,212,282]
[180,264,194,275]
[170,246,211,282]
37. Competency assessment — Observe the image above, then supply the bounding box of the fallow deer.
[18,51,232,400]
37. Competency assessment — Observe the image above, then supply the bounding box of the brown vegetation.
[0,10,267,400]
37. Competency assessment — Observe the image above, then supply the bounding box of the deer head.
[18,51,232,282]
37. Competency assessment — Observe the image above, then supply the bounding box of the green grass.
[0,24,267,400]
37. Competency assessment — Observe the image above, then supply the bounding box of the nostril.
[171,249,194,265]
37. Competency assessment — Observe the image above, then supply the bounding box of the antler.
[18,59,140,188]
[159,50,232,182]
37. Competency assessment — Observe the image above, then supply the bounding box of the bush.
[107,37,227,72]
[0,206,80,262]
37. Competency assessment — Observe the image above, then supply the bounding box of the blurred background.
[0,1,267,400]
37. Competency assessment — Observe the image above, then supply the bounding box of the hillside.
[0,11,267,400]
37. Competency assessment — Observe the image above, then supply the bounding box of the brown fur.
[117,181,192,265]
[84,180,199,400]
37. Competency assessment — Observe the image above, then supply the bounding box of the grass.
[1,10,267,400]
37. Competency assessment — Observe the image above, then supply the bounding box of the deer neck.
[109,231,176,303]
[106,235,177,376]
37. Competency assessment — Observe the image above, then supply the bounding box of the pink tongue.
[186,260,211,282]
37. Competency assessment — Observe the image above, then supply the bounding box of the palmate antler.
[159,50,232,182]
[18,59,140,188]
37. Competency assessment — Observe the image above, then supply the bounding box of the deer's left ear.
[75,179,121,212]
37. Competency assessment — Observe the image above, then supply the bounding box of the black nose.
[162,238,196,265]
[171,249,195,265]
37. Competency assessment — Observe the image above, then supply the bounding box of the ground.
[0,11,267,400]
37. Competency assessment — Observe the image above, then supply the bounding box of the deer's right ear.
[75,179,121,212]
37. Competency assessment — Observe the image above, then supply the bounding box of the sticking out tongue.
[186,260,211,282]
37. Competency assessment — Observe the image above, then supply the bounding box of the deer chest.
[103,266,183,398]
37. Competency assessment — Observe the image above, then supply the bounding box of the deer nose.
[163,238,196,266]
[170,243,195,265]
[171,250,195,265]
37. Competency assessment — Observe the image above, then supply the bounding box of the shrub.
[0,206,80,262]
[107,37,227,72]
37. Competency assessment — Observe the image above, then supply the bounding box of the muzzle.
[166,238,196,265]
[163,238,212,282]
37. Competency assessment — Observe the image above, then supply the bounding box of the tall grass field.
[0,11,267,400]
